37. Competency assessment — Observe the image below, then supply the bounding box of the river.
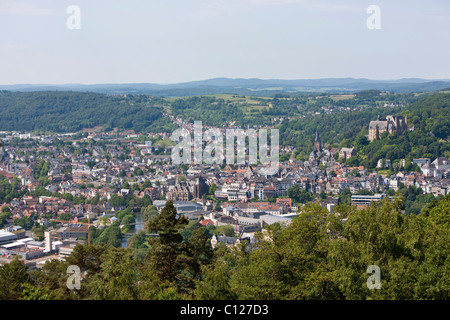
[121,211,144,248]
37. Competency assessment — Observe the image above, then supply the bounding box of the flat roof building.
[155,201,204,214]
[0,230,18,246]
[56,224,89,240]
[351,193,394,209]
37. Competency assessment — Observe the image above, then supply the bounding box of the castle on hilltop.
[368,115,408,142]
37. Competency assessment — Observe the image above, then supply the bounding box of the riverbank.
[121,211,144,248]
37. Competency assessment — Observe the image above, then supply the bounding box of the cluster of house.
[0,123,449,262]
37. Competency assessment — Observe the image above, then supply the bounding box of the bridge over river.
[121,212,158,247]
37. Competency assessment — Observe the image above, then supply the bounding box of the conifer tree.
[147,200,188,283]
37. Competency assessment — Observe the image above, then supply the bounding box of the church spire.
[314,128,321,152]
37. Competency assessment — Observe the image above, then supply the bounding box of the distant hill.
[0,91,175,133]
[1,78,450,96]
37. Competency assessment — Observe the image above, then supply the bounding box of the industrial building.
[0,230,63,262]
[351,193,394,209]
[0,230,17,245]
[1,238,44,260]
[56,224,89,240]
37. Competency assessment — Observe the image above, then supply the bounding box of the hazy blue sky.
[0,0,449,84]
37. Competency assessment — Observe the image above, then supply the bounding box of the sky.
[0,0,449,84]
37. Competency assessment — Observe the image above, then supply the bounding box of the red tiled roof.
[199,219,214,226]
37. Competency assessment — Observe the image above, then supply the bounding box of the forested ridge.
[1,196,449,300]
[1,90,448,138]
[0,91,174,133]
[0,89,425,133]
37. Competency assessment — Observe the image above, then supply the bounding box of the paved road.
[0,254,60,266]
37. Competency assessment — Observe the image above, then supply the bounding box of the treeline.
[170,96,253,127]
[1,196,449,300]
[404,92,450,140]
[0,90,418,134]
[0,91,175,133]
[168,92,416,128]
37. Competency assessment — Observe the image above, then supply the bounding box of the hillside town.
[0,123,449,267]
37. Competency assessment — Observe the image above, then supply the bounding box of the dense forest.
[1,196,449,300]
[0,91,176,133]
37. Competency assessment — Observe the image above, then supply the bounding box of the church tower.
[314,129,322,152]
